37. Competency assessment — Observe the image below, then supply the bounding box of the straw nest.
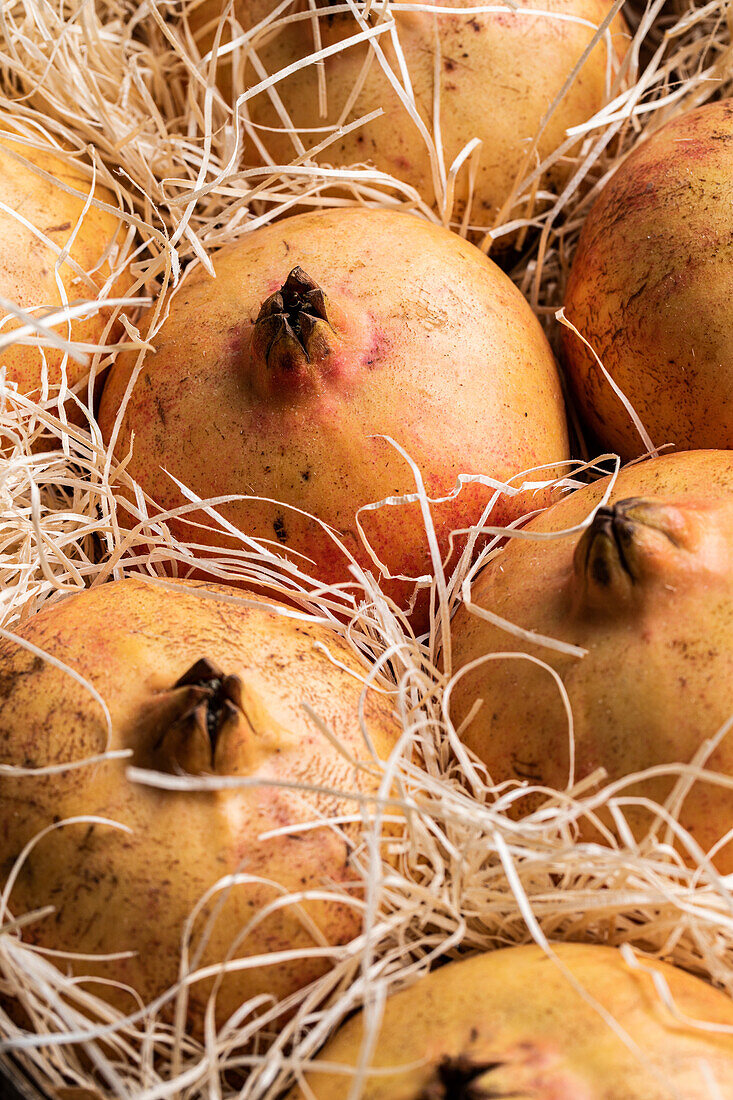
[1,1,733,1097]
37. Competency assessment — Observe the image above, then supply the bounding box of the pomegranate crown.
[572,496,706,611]
[143,658,293,777]
[250,266,339,392]
[150,657,244,775]
[417,1055,505,1099]
[256,266,330,360]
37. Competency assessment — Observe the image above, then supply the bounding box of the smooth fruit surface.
[563,99,733,459]
[99,208,569,625]
[201,0,627,234]
[287,942,733,1098]
[0,577,401,1032]
[0,129,129,402]
[450,451,733,868]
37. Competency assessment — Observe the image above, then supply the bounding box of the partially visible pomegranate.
[0,128,130,406]
[450,452,733,869]
[99,208,569,629]
[287,943,733,1099]
[563,100,733,458]
[0,577,401,1035]
[192,0,628,238]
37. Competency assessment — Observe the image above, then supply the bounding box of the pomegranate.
[450,451,733,869]
[287,943,733,1099]
[193,0,628,238]
[99,208,569,629]
[0,128,129,406]
[563,100,733,459]
[0,577,401,1034]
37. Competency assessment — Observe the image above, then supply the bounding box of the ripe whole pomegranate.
[99,208,569,628]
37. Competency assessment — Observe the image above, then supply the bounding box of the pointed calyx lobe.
[143,658,293,776]
[250,266,341,394]
[144,657,244,775]
[572,496,699,612]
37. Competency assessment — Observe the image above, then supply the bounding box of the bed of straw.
[1,1,733,1097]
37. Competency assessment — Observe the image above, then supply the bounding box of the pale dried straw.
[1,1,733,1098]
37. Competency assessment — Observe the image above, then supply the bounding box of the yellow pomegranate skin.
[195,0,627,235]
[287,943,733,1099]
[449,450,733,869]
[0,577,401,1034]
[98,208,569,628]
[0,130,129,403]
[563,100,733,460]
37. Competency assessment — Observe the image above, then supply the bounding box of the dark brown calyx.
[418,1056,510,1100]
[576,498,643,588]
[573,496,692,612]
[252,267,336,384]
[151,658,244,775]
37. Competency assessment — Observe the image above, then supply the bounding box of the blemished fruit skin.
[98,208,569,627]
[196,0,627,234]
[449,451,733,869]
[0,130,129,402]
[563,99,733,460]
[0,577,401,1034]
[286,942,733,1099]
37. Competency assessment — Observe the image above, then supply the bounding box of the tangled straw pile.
[2,1,733,1097]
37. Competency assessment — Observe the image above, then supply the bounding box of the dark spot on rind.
[0,655,44,701]
[511,753,543,783]
[273,515,288,543]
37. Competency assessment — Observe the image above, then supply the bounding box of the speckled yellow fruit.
[0,129,129,403]
[563,100,733,459]
[288,943,733,1099]
[450,450,733,869]
[194,0,627,235]
[98,208,568,630]
[0,577,401,1033]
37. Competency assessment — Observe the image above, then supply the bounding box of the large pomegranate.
[288,943,733,1099]
[99,208,569,628]
[0,577,401,1034]
[450,451,733,869]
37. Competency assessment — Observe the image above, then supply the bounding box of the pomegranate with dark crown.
[99,208,569,629]
[287,943,733,1098]
[450,451,733,869]
[0,577,401,1034]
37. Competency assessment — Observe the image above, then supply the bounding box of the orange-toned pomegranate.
[193,0,628,237]
[0,577,401,1035]
[0,128,130,406]
[287,943,733,1099]
[99,208,569,628]
[450,452,733,869]
[563,100,733,459]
